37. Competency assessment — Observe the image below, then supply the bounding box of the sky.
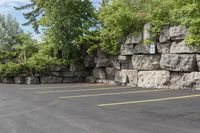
[0,0,100,40]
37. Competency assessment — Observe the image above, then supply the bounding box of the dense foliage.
[16,0,96,60]
[0,14,23,50]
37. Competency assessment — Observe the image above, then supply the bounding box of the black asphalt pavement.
[0,83,200,133]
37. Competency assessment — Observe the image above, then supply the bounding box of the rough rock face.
[40,76,63,84]
[93,68,106,79]
[125,33,142,45]
[133,44,150,54]
[52,65,69,72]
[85,76,96,83]
[121,69,138,86]
[160,54,196,72]
[84,57,95,68]
[2,77,14,84]
[25,77,40,84]
[75,71,89,77]
[157,43,171,54]
[118,55,129,62]
[106,67,116,80]
[60,72,75,77]
[197,55,200,71]
[138,71,170,88]
[188,72,200,90]
[169,26,187,40]
[170,72,200,90]
[94,57,110,67]
[120,44,134,55]
[170,41,200,54]
[159,28,170,43]
[14,77,25,84]
[114,70,122,83]
[63,77,83,83]
[110,57,121,69]
[169,73,190,89]
[132,55,161,70]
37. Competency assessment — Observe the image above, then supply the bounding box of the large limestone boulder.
[157,42,171,54]
[52,65,69,72]
[121,69,138,86]
[70,63,85,71]
[125,33,142,45]
[60,72,75,77]
[159,28,170,43]
[93,68,106,79]
[2,77,14,84]
[133,44,150,54]
[118,55,129,62]
[14,77,25,84]
[110,57,121,69]
[84,56,95,68]
[94,57,110,67]
[160,54,196,72]
[120,44,134,55]
[75,71,89,77]
[169,73,190,89]
[132,55,161,70]
[63,77,83,83]
[197,55,200,71]
[187,72,200,90]
[114,70,122,83]
[85,76,96,83]
[169,26,187,40]
[170,72,200,90]
[138,71,170,88]
[40,76,63,84]
[170,41,200,54]
[25,77,40,84]
[106,67,116,80]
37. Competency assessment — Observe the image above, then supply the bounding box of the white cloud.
[0,0,31,13]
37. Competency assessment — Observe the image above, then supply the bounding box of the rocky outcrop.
[132,55,161,70]
[160,54,196,72]
[138,71,170,88]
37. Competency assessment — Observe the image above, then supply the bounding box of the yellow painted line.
[59,89,172,99]
[98,94,200,107]
[35,86,133,94]
[20,84,114,90]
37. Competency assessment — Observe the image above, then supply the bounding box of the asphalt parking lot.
[0,83,200,133]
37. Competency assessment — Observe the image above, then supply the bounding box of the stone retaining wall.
[1,25,200,90]
[89,25,200,90]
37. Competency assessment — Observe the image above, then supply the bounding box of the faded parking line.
[35,86,133,94]
[98,93,200,107]
[59,89,172,99]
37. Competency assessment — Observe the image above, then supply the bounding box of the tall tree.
[0,14,23,50]
[16,0,96,60]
